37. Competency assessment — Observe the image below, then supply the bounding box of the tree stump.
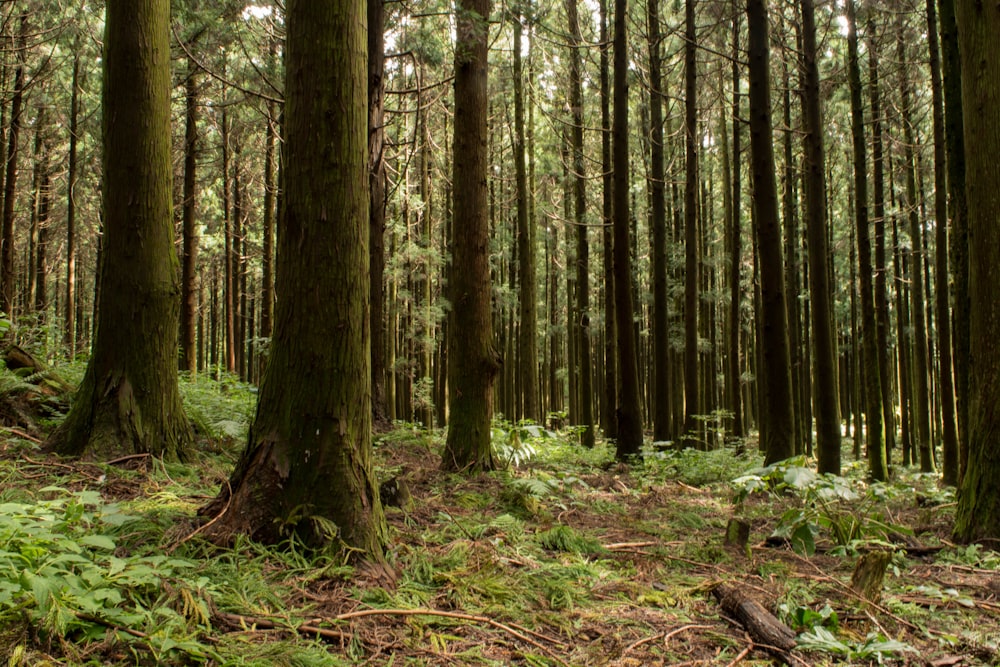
[851,550,892,604]
[712,582,796,654]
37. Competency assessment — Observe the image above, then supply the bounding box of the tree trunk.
[180,57,199,374]
[442,0,500,472]
[45,0,192,461]
[1,14,25,319]
[938,0,968,479]
[369,0,388,426]
[953,0,1000,543]
[202,0,387,560]
[65,54,80,356]
[800,0,840,474]
[926,0,959,485]
[600,0,618,440]
[566,0,594,446]
[846,0,887,480]
[682,0,699,442]
[898,28,934,474]
[747,0,794,465]
[728,9,743,441]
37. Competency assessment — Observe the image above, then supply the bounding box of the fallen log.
[711,582,796,654]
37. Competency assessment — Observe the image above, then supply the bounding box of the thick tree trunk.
[180,57,199,374]
[203,0,387,559]
[45,0,192,461]
[800,0,840,475]
[442,0,500,472]
[846,0,887,480]
[953,0,1000,543]
[746,0,794,465]
[613,0,643,459]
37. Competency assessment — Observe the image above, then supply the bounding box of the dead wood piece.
[4,345,74,394]
[711,583,796,654]
[725,518,751,554]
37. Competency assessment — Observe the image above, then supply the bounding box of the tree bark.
[846,0,887,480]
[747,0,794,465]
[648,0,668,443]
[953,0,1000,544]
[682,0,699,442]
[728,10,743,441]
[369,0,388,426]
[65,54,80,355]
[0,14,25,319]
[442,0,500,472]
[613,0,643,459]
[800,0,840,474]
[203,0,387,559]
[180,57,199,374]
[600,0,618,440]
[45,0,192,461]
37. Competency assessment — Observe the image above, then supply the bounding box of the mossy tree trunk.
[45,0,192,461]
[442,0,500,472]
[953,0,1000,543]
[202,0,387,559]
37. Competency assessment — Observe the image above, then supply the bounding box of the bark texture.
[46,0,192,460]
[442,0,500,472]
[953,0,1000,543]
[202,0,387,559]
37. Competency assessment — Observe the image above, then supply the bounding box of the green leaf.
[79,535,117,551]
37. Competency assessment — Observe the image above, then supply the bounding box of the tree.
[442,0,500,471]
[682,0,699,442]
[800,0,840,474]
[952,0,1000,543]
[180,56,200,374]
[370,0,389,425]
[201,0,387,557]
[845,0,887,481]
[747,0,794,465]
[1,13,26,318]
[45,0,192,460]
[612,0,643,459]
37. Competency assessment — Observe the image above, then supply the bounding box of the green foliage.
[645,445,761,487]
[0,488,217,663]
[778,602,839,633]
[797,627,917,664]
[535,525,604,556]
[733,457,912,556]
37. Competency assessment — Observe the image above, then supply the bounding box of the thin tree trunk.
[600,0,618,440]
[368,0,387,425]
[180,57,199,374]
[0,14,25,319]
[846,0,887,480]
[800,0,841,474]
[728,9,743,441]
[682,0,699,442]
[65,54,80,355]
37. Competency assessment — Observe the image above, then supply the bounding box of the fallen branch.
[214,611,351,643]
[711,583,796,654]
[1,426,42,443]
[603,541,658,550]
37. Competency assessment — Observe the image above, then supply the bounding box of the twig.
[22,455,103,482]
[725,642,753,667]
[104,453,151,466]
[215,611,351,643]
[1,426,42,443]
[603,541,658,550]
[623,631,665,653]
[664,623,713,644]
[332,608,567,647]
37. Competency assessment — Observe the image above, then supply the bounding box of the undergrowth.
[0,372,993,666]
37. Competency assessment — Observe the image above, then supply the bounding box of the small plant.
[797,627,917,664]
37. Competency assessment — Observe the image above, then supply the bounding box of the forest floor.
[0,374,997,666]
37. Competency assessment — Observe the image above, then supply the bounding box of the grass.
[0,369,994,665]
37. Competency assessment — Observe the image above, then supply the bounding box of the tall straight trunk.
[938,0,968,478]
[261,104,276,340]
[180,57,199,374]
[28,107,42,311]
[443,0,499,471]
[925,0,959,484]
[898,29,934,473]
[682,0,699,441]
[846,0,887,480]
[728,10,743,440]
[0,14,25,319]
[600,0,618,439]
[867,17,896,464]
[46,0,192,460]
[514,15,539,423]
[566,0,594,445]
[65,54,80,355]
[746,0,795,464]
[221,110,236,374]
[613,0,643,458]
[369,0,387,425]
[952,0,1000,543]
[203,0,387,559]
[647,0,669,441]
[800,0,840,474]
[780,45,802,455]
